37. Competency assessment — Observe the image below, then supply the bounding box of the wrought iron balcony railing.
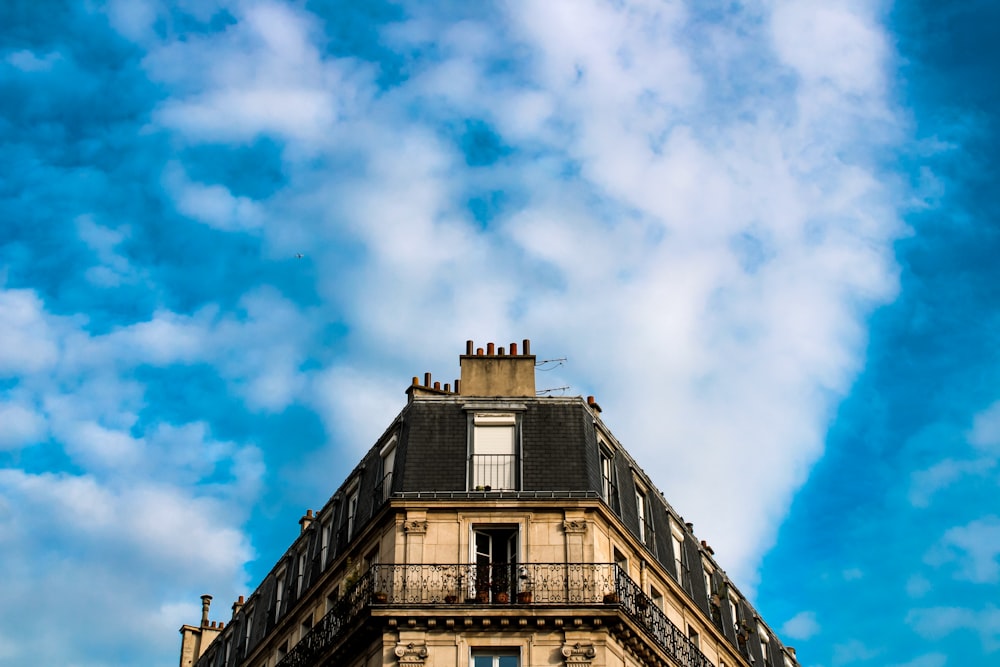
[470,454,516,490]
[275,563,713,667]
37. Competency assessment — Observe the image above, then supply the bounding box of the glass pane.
[498,657,519,667]
[473,657,493,667]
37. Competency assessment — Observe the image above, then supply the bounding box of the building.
[180,340,800,667]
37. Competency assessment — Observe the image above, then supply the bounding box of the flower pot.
[372,592,388,603]
[603,592,619,604]
[444,595,458,604]
[516,591,533,604]
[495,592,510,604]
[476,591,490,604]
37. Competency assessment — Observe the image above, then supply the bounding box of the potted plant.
[372,591,388,603]
[495,591,510,604]
[516,590,533,604]
[444,594,459,604]
[603,592,619,604]
[476,589,491,604]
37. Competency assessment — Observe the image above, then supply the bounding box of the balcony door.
[472,527,518,602]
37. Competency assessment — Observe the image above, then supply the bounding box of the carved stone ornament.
[562,520,588,534]
[561,642,597,665]
[403,520,428,534]
[394,641,429,665]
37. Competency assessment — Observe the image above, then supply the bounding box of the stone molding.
[562,641,596,665]
[394,641,428,665]
[563,520,588,534]
[403,520,428,534]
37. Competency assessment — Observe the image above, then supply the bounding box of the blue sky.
[0,1,996,665]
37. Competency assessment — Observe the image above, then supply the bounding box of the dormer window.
[346,483,359,540]
[379,437,397,503]
[471,413,517,490]
[598,436,619,512]
[635,489,648,543]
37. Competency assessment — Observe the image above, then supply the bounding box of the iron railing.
[470,454,516,490]
[374,471,393,504]
[275,563,713,667]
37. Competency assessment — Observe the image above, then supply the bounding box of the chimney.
[299,509,314,533]
[232,595,245,617]
[200,594,212,628]
[459,339,536,397]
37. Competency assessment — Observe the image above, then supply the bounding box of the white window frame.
[380,437,397,501]
[320,516,332,569]
[274,569,286,623]
[729,594,742,635]
[635,488,647,543]
[759,625,772,665]
[345,483,359,540]
[243,605,254,652]
[670,521,685,583]
[470,648,520,667]
[296,550,307,596]
[471,413,517,490]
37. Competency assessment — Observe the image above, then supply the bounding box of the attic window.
[470,413,517,490]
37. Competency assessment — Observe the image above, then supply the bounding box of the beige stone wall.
[242,498,750,667]
[459,356,536,397]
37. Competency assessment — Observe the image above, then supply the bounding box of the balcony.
[276,563,713,667]
[470,454,516,490]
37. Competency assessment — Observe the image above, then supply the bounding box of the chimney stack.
[299,509,314,534]
[200,594,212,628]
[459,339,536,397]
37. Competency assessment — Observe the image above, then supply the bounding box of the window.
[599,439,617,507]
[705,561,724,626]
[635,489,647,543]
[300,614,313,641]
[613,547,628,574]
[380,438,396,502]
[671,532,684,582]
[759,626,772,667]
[650,585,663,610]
[729,595,742,635]
[243,606,254,652]
[296,550,307,596]
[472,526,518,602]
[325,588,340,614]
[688,625,700,649]
[471,649,519,667]
[274,569,286,623]
[346,486,359,540]
[471,413,517,490]
[320,517,332,569]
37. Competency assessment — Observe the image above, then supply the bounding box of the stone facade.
[182,341,798,667]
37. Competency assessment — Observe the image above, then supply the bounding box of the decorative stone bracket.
[395,641,428,666]
[403,520,428,534]
[562,642,597,665]
[563,520,588,534]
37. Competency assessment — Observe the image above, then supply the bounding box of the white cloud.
[0,471,252,666]
[0,289,61,375]
[969,400,1000,452]
[889,655,948,667]
[771,2,888,95]
[832,639,880,665]
[909,457,995,508]
[782,610,820,640]
[163,163,265,231]
[0,401,45,450]
[927,516,1000,583]
[908,605,1000,652]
